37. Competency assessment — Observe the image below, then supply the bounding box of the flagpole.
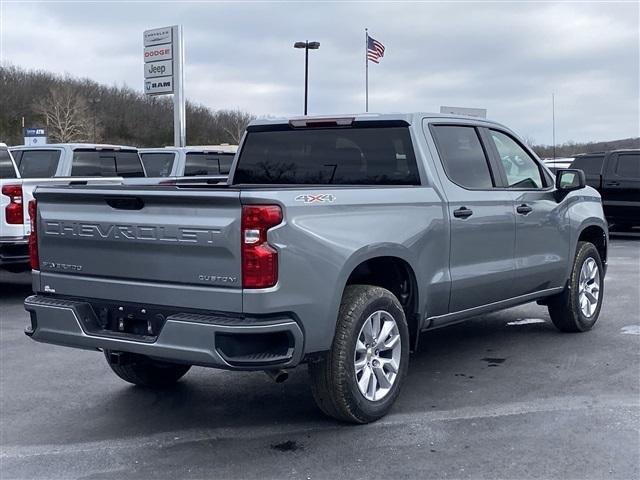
[365,28,369,112]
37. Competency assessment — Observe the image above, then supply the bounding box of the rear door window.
[234,126,420,185]
[572,155,605,175]
[15,149,61,178]
[431,125,494,189]
[184,152,235,176]
[614,153,639,178]
[0,149,17,179]
[71,150,144,177]
[140,152,176,177]
[115,151,146,177]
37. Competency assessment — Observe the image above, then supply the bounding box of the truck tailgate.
[22,178,125,237]
[34,186,242,311]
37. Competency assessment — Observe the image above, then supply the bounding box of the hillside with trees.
[0,66,254,147]
[1,66,638,155]
[532,138,639,159]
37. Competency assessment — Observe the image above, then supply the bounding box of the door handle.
[605,181,620,187]
[453,207,473,219]
[516,204,533,215]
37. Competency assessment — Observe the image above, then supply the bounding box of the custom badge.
[295,194,337,204]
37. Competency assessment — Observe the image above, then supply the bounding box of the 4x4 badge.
[295,194,336,204]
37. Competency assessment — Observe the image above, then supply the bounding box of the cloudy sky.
[1,1,638,144]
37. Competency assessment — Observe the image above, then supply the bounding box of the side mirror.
[555,169,586,192]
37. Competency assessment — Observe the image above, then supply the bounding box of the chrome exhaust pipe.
[265,369,289,383]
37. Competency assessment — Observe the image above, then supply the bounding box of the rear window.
[184,152,235,176]
[71,150,145,177]
[140,152,175,177]
[572,155,604,175]
[0,149,17,179]
[233,126,420,185]
[614,153,639,178]
[15,149,61,178]
[431,125,494,189]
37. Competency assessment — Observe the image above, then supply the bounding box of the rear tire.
[308,285,410,424]
[547,241,604,332]
[104,350,191,387]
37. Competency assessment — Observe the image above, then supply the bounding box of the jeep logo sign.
[144,60,173,79]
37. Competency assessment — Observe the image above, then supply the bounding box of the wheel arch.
[334,247,421,350]
[577,223,607,266]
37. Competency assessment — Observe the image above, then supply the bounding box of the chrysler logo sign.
[143,27,172,47]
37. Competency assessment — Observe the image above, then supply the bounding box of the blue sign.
[24,127,46,136]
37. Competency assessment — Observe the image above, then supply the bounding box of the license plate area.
[81,301,170,342]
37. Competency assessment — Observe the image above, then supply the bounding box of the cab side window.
[431,125,494,189]
[572,154,605,176]
[490,130,544,189]
[614,153,639,178]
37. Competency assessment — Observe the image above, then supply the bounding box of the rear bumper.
[0,238,29,269]
[24,295,305,370]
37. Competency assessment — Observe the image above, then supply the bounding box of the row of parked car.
[0,142,237,272]
[543,150,639,230]
[2,141,639,274]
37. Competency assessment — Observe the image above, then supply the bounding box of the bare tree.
[33,85,91,142]
[216,109,256,144]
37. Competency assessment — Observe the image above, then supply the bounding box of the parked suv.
[571,149,639,229]
[25,114,607,423]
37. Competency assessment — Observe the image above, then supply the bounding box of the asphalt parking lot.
[1,235,638,480]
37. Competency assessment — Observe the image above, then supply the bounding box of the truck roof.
[139,145,237,154]
[574,149,639,157]
[10,143,138,151]
[248,112,507,129]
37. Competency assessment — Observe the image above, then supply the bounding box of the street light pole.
[304,45,309,115]
[88,98,101,143]
[294,41,320,115]
[552,92,556,160]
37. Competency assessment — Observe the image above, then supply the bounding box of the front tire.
[308,285,410,423]
[548,241,604,332]
[104,350,191,387]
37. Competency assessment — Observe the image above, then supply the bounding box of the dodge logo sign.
[144,45,172,63]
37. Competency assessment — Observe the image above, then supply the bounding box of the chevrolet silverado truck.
[10,143,145,179]
[139,145,237,179]
[24,113,608,423]
[0,143,28,270]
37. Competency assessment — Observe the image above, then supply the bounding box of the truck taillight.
[241,205,282,289]
[28,200,39,270]
[2,184,23,224]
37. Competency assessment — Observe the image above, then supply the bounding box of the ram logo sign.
[145,77,174,95]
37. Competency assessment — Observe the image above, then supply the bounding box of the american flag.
[367,35,385,64]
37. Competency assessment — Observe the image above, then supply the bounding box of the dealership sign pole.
[143,25,185,147]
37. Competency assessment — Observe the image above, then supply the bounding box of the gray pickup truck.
[24,113,608,423]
